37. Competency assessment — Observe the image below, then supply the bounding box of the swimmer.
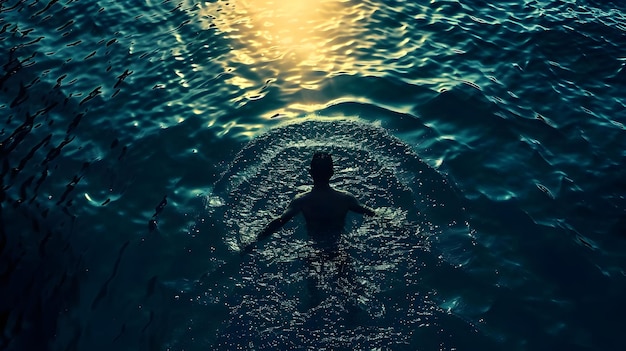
[242,152,375,253]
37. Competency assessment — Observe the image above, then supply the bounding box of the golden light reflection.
[200,0,341,62]
[199,0,354,63]
[196,0,371,118]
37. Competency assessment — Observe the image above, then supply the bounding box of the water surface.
[1,0,625,350]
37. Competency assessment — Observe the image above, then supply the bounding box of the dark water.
[2,0,625,350]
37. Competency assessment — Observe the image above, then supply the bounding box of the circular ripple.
[199,119,477,350]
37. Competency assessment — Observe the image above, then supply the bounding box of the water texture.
[1,0,625,350]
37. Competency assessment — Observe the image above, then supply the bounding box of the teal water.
[1,0,625,350]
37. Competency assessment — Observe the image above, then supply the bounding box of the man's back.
[296,188,354,232]
[291,186,374,245]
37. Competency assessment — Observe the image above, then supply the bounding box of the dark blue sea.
[2,0,625,350]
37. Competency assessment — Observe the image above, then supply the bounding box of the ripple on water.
[179,119,493,350]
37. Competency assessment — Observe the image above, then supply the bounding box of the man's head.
[309,152,334,184]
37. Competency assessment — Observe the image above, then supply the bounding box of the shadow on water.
[1,17,88,351]
[0,2,143,350]
[0,51,82,351]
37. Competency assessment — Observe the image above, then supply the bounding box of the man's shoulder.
[335,188,353,195]
[333,189,358,202]
[293,190,313,201]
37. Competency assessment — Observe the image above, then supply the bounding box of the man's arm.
[257,204,298,240]
[242,198,301,253]
[348,195,376,216]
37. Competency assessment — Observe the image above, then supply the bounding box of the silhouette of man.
[243,152,375,253]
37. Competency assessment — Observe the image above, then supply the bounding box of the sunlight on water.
[196,0,376,117]
[197,0,359,66]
